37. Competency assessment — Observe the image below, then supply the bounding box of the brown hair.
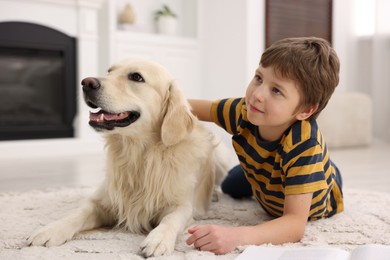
[260,37,340,120]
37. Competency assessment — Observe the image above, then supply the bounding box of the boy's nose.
[253,85,266,102]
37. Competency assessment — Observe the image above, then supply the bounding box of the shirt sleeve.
[210,98,245,135]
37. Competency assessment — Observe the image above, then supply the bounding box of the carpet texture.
[0,187,389,259]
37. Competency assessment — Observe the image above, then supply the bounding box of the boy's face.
[245,64,304,139]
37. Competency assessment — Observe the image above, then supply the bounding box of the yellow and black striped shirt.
[211,98,344,220]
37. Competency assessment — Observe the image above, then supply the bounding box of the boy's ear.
[296,103,319,120]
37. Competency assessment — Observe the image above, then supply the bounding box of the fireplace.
[0,0,103,159]
[0,21,76,140]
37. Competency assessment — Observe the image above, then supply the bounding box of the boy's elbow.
[292,229,305,242]
[290,224,306,242]
[285,217,306,242]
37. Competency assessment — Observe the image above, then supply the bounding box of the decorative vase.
[156,16,177,35]
[118,4,136,25]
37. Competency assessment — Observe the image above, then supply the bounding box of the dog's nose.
[81,77,100,92]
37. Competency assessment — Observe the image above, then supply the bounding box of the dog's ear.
[161,81,196,146]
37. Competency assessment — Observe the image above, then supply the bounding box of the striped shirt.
[211,98,344,220]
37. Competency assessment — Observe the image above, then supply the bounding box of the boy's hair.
[260,37,340,120]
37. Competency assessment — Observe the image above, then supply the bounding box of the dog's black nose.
[81,77,100,92]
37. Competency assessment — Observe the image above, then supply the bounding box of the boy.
[186,37,344,255]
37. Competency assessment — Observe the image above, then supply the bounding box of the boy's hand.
[185,193,313,255]
[186,224,239,255]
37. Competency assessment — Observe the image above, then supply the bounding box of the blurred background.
[0,0,389,192]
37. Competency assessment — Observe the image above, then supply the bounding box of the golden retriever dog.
[27,58,229,257]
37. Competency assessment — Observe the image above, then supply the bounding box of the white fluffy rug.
[0,187,389,260]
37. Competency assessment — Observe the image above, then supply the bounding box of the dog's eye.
[128,73,145,83]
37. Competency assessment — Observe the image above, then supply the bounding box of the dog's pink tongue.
[103,112,129,121]
[89,111,129,122]
[89,112,103,122]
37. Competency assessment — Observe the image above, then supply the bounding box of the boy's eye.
[272,87,282,95]
[254,75,263,83]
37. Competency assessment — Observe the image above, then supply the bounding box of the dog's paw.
[140,224,176,257]
[27,221,76,247]
[212,186,222,202]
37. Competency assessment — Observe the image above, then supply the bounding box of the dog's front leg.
[140,203,193,257]
[27,200,107,247]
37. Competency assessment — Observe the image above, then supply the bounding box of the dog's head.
[81,58,196,145]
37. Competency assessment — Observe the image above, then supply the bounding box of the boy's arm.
[239,192,313,245]
[188,99,213,122]
[186,192,313,255]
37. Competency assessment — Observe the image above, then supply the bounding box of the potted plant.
[154,5,178,35]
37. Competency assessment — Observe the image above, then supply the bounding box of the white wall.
[332,0,390,142]
[332,0,353,92]
[198,0,264,100]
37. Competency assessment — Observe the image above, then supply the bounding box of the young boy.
[186,37,344,255]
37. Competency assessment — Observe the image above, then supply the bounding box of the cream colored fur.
[27,58,229,257]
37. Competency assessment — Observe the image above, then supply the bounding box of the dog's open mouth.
[88,107,140,131]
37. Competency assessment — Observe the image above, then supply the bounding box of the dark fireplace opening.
[0,22,77,141]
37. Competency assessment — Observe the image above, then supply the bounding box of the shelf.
[101,0,202,99]
[112,0,198,40]
[113,30,198,49]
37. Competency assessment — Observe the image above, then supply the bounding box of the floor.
[0,141,389,193]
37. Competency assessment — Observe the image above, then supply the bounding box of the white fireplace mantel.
[0,0,106,159]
